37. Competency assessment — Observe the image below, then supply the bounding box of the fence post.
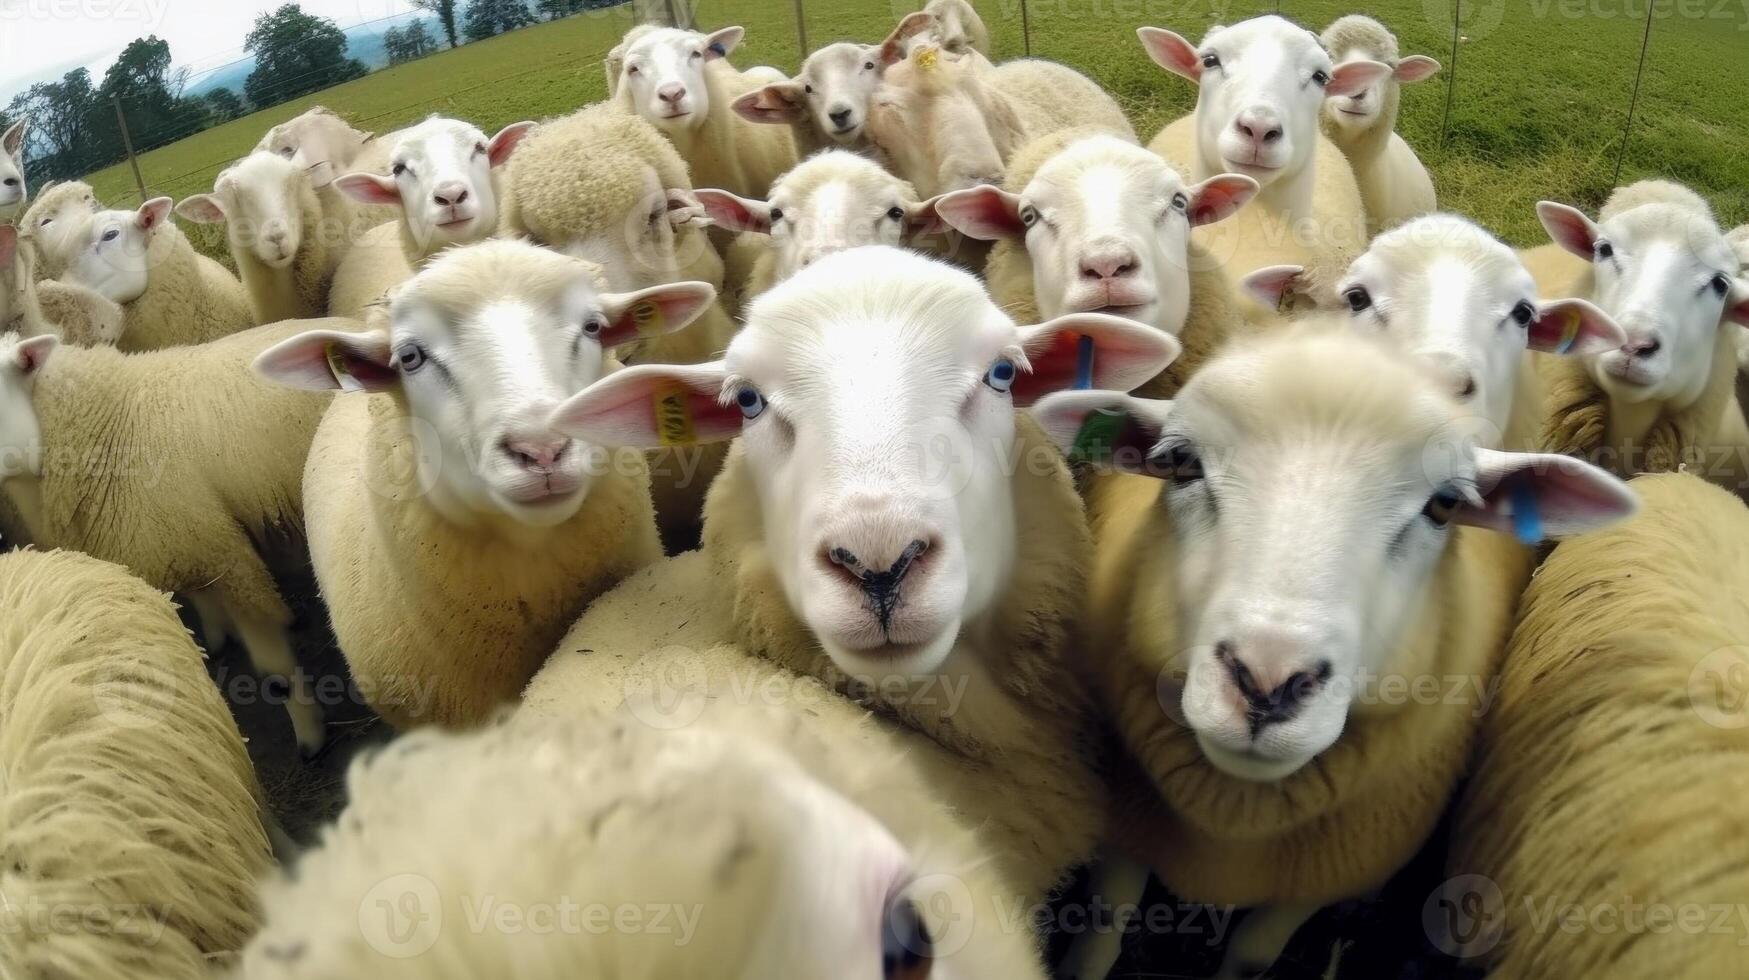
[1020,0,1032,57]
[111,95,148,203]
[1438,0,1461,148]
[794,0,808,61]
[1613,4,1655,185]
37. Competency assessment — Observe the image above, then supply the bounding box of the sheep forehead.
[1206,15,1329,64]
[1320,15,1398,63]
[1604,205,1732,269]
[1033,139,1176,197]
[802,42,870,79]
[1370,216,1525,285]
[777,153,910,208]
[395,117,487,157]
[403,240,597,316]
[625,26,706,60]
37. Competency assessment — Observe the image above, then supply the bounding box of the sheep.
[1532,183,1749,496]
[256,105,375,172]
[867,44,1134,200]
[0,223,124,345]
[0,548,273,978]
[326,116,535,318]
[1317,16,1441,236]
[237,704,1046,979]
[0,323,337,752]
[933,131,1260,398]
[1030,322,1636,979]
[176,151,347,324]
[18,178,101,279]
[501,102,742,550]
[1447,473,1749,978]
[606,24,797,200]
[253,240,716,728]
[913,0,992,57]
[1139,17,1390,320]
[542,244,1182,902]
[692,149,957,306]
[0,117,26,221]
[57,197,255,351]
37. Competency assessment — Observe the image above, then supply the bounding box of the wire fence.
[72,0,1749,255]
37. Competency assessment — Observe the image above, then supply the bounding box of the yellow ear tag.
[325,342,365,393]
[653,384,696,446]
[632,300,665,337]
[915,47,938,71]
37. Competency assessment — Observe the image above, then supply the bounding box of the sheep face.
[1540,201,1749,404]
[0,120,26,219]
[256,106,370,173]
[549,246,1176,677]
[917,0,986,56]
[1033,328,1637,782]
[254,240,714,528]
[177,152,325,269]
[1322,50,1439,134]
[0,329,54,481]
[1331,214,1623,437]
[611,26,744,135]
[795,43,888,145]
[20,180,100,278]
[63,198,176,305]
[334,117,534,255]
[1139,17,1390,187]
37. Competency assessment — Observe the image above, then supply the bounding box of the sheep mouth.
[435,216,476,232]
[1600,356,1660,387]
[500,476,586,507]
[1085,302,1154,320]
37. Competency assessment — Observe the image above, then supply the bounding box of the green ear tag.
[325,343,363,393]
[653,384,696,446]
[1069,408,1127,466]
[632,301,665,336]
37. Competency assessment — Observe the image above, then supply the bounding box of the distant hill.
[184,13,443,100]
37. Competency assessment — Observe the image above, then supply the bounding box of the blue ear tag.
[1510,480,1543,545]
[1074,334,1095,391]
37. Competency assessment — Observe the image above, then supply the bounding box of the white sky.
[0,0,420,102]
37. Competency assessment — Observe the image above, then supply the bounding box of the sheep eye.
[804,84,814,94]
[1423,487,1464,528]
[736,387,765,420]
[865,60,877,70]
[627,65,640,76]
[1344,286,1372,312]
[1201,53,1221,70]
[1019,206,1038,228]
[887,205,906,221]
[1151,443,1204,483]
[882,898,933,980]
[1511,301,1536,326]
[691,49,704,59]
[395,343,427,373]
[474,143,487,156]
[1594,241,1614,260]
[984,358,1017,393]
[769,208,785,223]
[1710,273,1732,297]
[1171,193,1188,212]
[101,229,120,243]
[38,217,50,226]
[1312,69,1331,87]
[582,316,604,337]
[391,163,408,177]
[277,147,294,159]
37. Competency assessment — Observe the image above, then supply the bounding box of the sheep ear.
[175,194,227,224]
[1031,390,1178,475]
[1138,27,1201,82]
[253,328,397,394]
[1537,201,1600,260]
[596,281,717,349]
[1461,448,1638,541]
[932,185,1024,241]
[1240,264,1308,311]
[694,189,771,234]
[334,172,401,207]
[10,333,58,376]
[703,26,744,60]
[1186,173,1258,226]
[882,12,932,66]
[2,119,24,157]
[1724,280,1749,328]
[734,84,807,125]
[664,188,712,230]
[1529,298,1626,355]
[906,195,951,238]
[1014,312,1182,406]
[487,121,536,168]
[1326,59,1393,99]
[0,224,16,268]
[604,49,626,98]
[1395,55,1441,83]
[305,161,336,191]
[548,361,741,449]
[136,196,173,233]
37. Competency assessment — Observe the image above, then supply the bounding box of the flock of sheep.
[2,2,1747,978]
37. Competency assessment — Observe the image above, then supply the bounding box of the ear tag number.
[653,384,696,446]
[1069,408,1126,466]
[325,343,365,393]
[1510,479,1543,545]
[632,301,665,337]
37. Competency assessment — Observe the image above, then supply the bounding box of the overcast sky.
[1,0,420,102]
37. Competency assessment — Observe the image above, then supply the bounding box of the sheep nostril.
[1456,376,1477,399]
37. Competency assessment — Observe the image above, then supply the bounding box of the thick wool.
[1318,16,1436,236]
[1086,329,1534,906]
[3,233,123,344]
[1448,473,1749,978]
[325,221,413,319]
[240,702,1045,978]
[0,549,271,979]
[116,221,255,351]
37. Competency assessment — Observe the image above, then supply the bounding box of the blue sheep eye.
[984,358,1017,393]
[736,387,765,420]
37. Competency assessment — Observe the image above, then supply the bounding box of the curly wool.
[1448,473,1749,978]
[0,549,271,979]
[117,221,255,351]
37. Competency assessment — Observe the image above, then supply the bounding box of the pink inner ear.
[1011,330,1085,406]
[488,122,534,168]
[934,187,1024,241]
[1188,176,1255,226]
[1138,28,1201,81]
[734,89,804,124]
[0,226,16,267]
[1537,202,1598,259]
[1241,265,1304,308]
[1529,300,1624,355]
[695,190,769,234]
[1725,288,1749,328]
[1395,56,1441,83]
[336,173,401,206]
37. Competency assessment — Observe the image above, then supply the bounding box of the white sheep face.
[1322,49,1439,133]
[24,185,100,276]
[1140,17,1389,186]
[64,198,175,305]
[0,120,26,219]
[177,152,326,268]
[333,117,533,255]
[613,26,744,134]
[795,43,886,144]
[1032,330,1637,782]
[1541,201,1749,405]
[257,108,368,172]
[0,331,55,481]
[548,246,1176,678]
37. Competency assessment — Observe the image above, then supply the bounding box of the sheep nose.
[657,83,687,104]
[1454,373,1477,399]
[1214,637,1332,731]
[264,227,287,245]
[820,538,934,626]
[1080,246,1138,281]
[503,436,572,474]
[1624,334,1662,359]
[829,107,853,128]
[432,182,469,207]
[1235,108,1284,145]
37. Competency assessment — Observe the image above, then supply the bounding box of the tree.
[463,0,534,41]
[99,36,207,154]
[410,0,460,49]
[243,4,367,111]
[536,0,582,20]
[5,69,104,181]
[385,20,436,64]
[204,88,247,122]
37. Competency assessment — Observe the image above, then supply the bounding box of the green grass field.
[84,0,1749,256]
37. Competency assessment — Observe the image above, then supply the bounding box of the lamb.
[0,223,124,345]
[0,323,337,752]
[913,0,991,56]
[1532,182,1749,495]
[867,44,1134,199]
[0,117,26,221]
[237,704,1045,978]
[177,151,348,324]
[1447,473,1749,978]
[255,105,375,172]
[1031,322,1636,979]
[58,197,255,350]
[18,178,101,279]
[606,24,797,199]
[253,240,715,728]
[327,116,534,318]
[500,102,742,549]
[1317,16,1440,236]
[541,244,1181,902]
[0,549,273,979]
[933,131,1259,397]
[1139,17,1390,320]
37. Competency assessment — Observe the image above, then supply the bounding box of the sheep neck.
[1198,136,1316,222]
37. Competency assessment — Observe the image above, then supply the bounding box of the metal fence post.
[1613,4,1655,185]
[794,0,808,60]
[1438,0,1461,148]
[1020,0,1032,57]
[111,95,148,203]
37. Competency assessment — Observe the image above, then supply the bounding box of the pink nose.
[1214,636,1331,731]
[1234,108,1284,147]
[504,437,571,473]
[432,182,469,207]
[1623,334,1662,358]
[657,83,687,104]
[1079,247,1138,281]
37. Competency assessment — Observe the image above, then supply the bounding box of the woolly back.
[0,549,270,979]
[1449,473,1749,977]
